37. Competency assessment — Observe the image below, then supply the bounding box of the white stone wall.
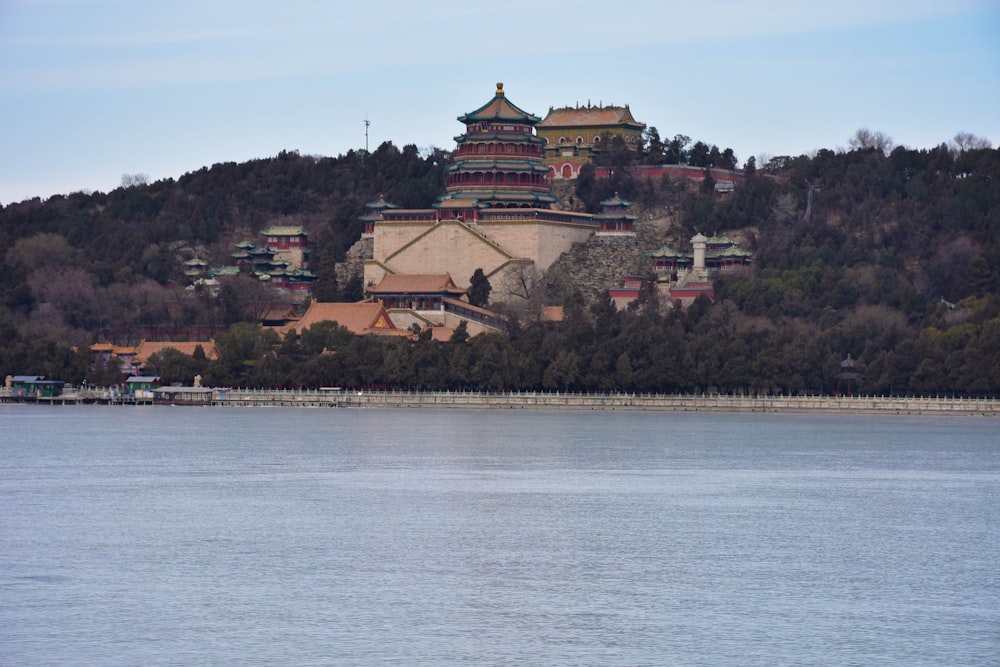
[480,221,595,272]
[366,216,597,300]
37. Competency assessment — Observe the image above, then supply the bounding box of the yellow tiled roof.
[537,106,645,129]
[367,273,466,295]
[276,301,397,336]
[134,341,219,363]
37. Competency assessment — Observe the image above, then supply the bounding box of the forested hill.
[1,142,446,291]
[1,137,998,395]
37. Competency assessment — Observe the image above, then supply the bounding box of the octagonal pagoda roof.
[457,83,541,125]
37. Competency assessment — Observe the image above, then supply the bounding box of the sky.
[1,0,998,205]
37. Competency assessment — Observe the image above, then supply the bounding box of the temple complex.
[363,83,601,299]
[536,103,646,179]
[651,234,752,306]
[228,239,316,299]
[650,235,752,281]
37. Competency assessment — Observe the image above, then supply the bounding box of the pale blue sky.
[2,0,998,204]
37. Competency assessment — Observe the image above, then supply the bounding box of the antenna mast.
[364,117,370,153]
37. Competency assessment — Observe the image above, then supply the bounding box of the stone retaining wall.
[5,389,997,415]
[214,390,1000,416]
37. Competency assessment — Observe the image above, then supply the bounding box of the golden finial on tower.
[496,82,504,95]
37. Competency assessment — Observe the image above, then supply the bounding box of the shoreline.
[3,389,999,416]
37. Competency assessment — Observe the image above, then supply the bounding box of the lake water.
[1,405,998,666]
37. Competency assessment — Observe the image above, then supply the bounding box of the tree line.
[124,286,1000,395]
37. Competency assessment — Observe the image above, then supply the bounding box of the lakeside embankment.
[3,388,999,416]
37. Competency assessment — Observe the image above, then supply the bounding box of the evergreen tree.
[468,268,491,308]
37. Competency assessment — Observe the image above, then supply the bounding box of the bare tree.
[120,173,150,188]
[848,128,893,155]
[228,273,282,323]
[950,132,993,154]
[500,261,541,302]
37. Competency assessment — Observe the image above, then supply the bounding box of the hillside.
[1,139,998,395]
[0,144,446,344]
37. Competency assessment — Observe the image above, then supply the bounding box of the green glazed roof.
[457,83,541,124]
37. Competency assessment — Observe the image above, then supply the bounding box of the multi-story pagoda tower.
[363,84,597,297]
[438,82,556,211]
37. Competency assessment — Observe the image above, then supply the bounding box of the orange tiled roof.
[429,327,457,342]
[367,273,466,296]
[540,306,565,322]
[276,301,397,336]
[134,341,219,364]
[537,106,645,129]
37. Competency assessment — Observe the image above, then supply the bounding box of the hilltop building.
[189,231,317,302]
[650,234,752,281]
[440,84,556,209]
[536,102,646,179]
[359,197,398,238]
[594,193,638,237]
[653,234,751,306]
[260,225,311,268]
[609,234,753,309]
[363,83,605,301]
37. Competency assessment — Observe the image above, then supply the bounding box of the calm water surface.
[1,405,998,666]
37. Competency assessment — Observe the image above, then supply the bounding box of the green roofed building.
[359,196,399,238]
[649,235,751,279]
[8,375,65,398]
[260,225,311,269]
[594,193,638,236]
[437,82,557,212]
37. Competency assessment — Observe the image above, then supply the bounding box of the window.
[576,136,584,144]
[559,137,566,144]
